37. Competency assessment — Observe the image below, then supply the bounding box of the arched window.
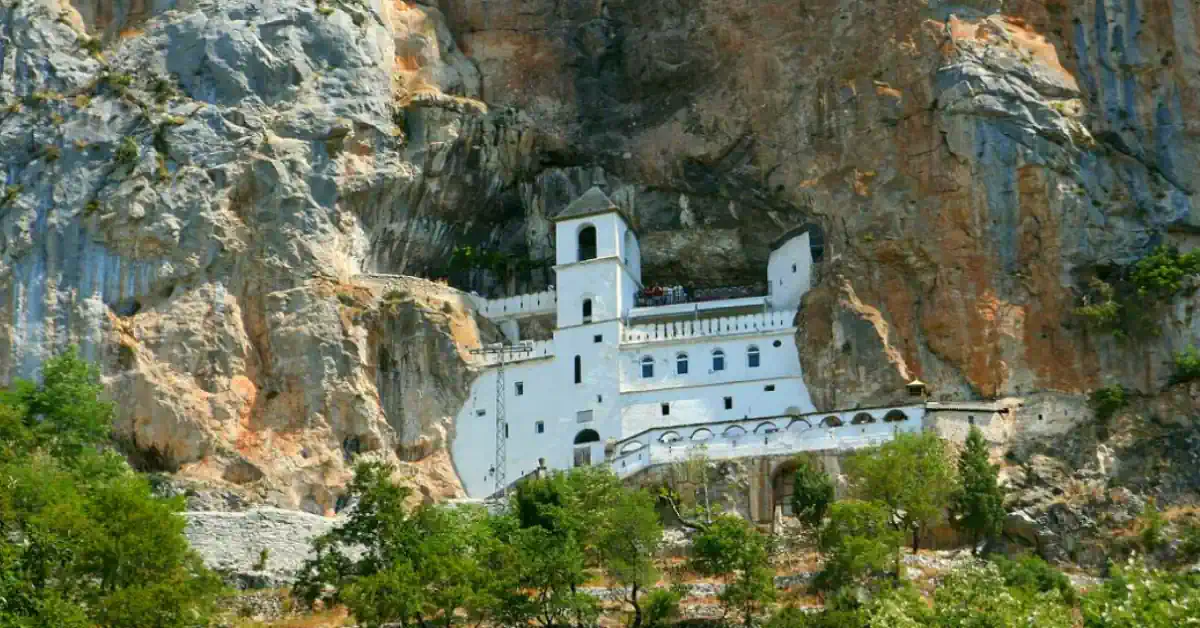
[574,355,582,384]
[747,345,760,368]
[883,409,908,422]
[640,355,654,378]
[676,352,689,375]
[851,412,875,425]
[582,298,593,323]
[578,225,597,261]
[712,349,725,372]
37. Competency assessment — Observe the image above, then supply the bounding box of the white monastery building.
[451,188,925,498]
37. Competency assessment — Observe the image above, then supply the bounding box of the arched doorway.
[578,225,597,261]
[573,429,600,467]
[772,459,801,519]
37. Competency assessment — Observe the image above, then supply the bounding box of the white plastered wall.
[767,231,813,311]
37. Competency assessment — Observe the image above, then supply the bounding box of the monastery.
[450,188,986,502]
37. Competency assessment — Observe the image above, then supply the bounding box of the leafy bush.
[690,515,775,626]
[115,137,139,165]
[934,563,1074,628]
[1138,499,1166,552]
[1088,385,1128,423]
[642,585,686,628]
[1131,245,1200,299]
[1,184,20,206]
[1074,277,1121,331]
[791,457,834,528]
[1081,559,1200,627]
[990,554,1077,605]
[1170,346,1200,384]
[815,500,901,591]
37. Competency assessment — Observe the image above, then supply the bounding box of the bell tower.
[552,188,641,327]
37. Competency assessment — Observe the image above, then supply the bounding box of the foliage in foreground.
[297,464,672,628]
[790,457,834,528]
[0,348,222,628]
[844,431,958,551]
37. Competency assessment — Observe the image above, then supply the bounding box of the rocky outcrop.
[2,0,1199,514]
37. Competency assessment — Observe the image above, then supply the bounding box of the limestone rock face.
[1,0,1199,507]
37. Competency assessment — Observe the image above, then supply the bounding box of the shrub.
[791,457,834,528]
[43,145,61,161]
[1170,346,1200,384]
[2,184,21,206]
[1138,499,1166,552]
[1131,245,1200,299]
[80,37,103,55]
[1180,524,1200,561]
[1088,385,1128,423]
[990,554,1078,605]
[1074,277,1121,331]
[642,586,685,628]
[1081,558,1200,627]
[114,137,139,165]
[815,500,901,591]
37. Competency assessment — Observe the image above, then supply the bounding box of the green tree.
[597,488,663,628]
[295,461,498,628]
[0,349,220,628]
[791,457,834,528]
[815,500,902,591]
[690,515,775,626]
[0,346,112,462]
[845,431,958,551]
[952,426,1005,554]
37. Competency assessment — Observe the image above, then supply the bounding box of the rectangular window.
[661,403,670,416]
[764,385,775,392]
[536,421,545,434]
[504,423,509,438]
[597,395,603,403]
[724,397,733,410]
[576,410,593,424]
[515,382,524,396]
[475,409,486,416]
[593,334,603,343]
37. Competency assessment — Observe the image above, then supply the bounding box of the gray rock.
[184,508,342,588]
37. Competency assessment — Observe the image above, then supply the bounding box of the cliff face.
[0,0,1197,506]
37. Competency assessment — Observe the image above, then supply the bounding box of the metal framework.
[469,342,532,495]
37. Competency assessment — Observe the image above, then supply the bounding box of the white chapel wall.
[767,231,813,311]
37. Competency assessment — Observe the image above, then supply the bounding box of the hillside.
[1,0,1198,538]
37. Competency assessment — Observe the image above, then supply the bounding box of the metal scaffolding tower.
[469,342,532,495]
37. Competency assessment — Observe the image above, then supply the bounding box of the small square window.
[475,409,486,416]
[515,382,524,396]
[577,410,594,423]
[724,397,733,410]
[593,334,603,343]
[597,395,603,403]
[536,421,545,434]
[764,385,775,392]
[661,403,670,416]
